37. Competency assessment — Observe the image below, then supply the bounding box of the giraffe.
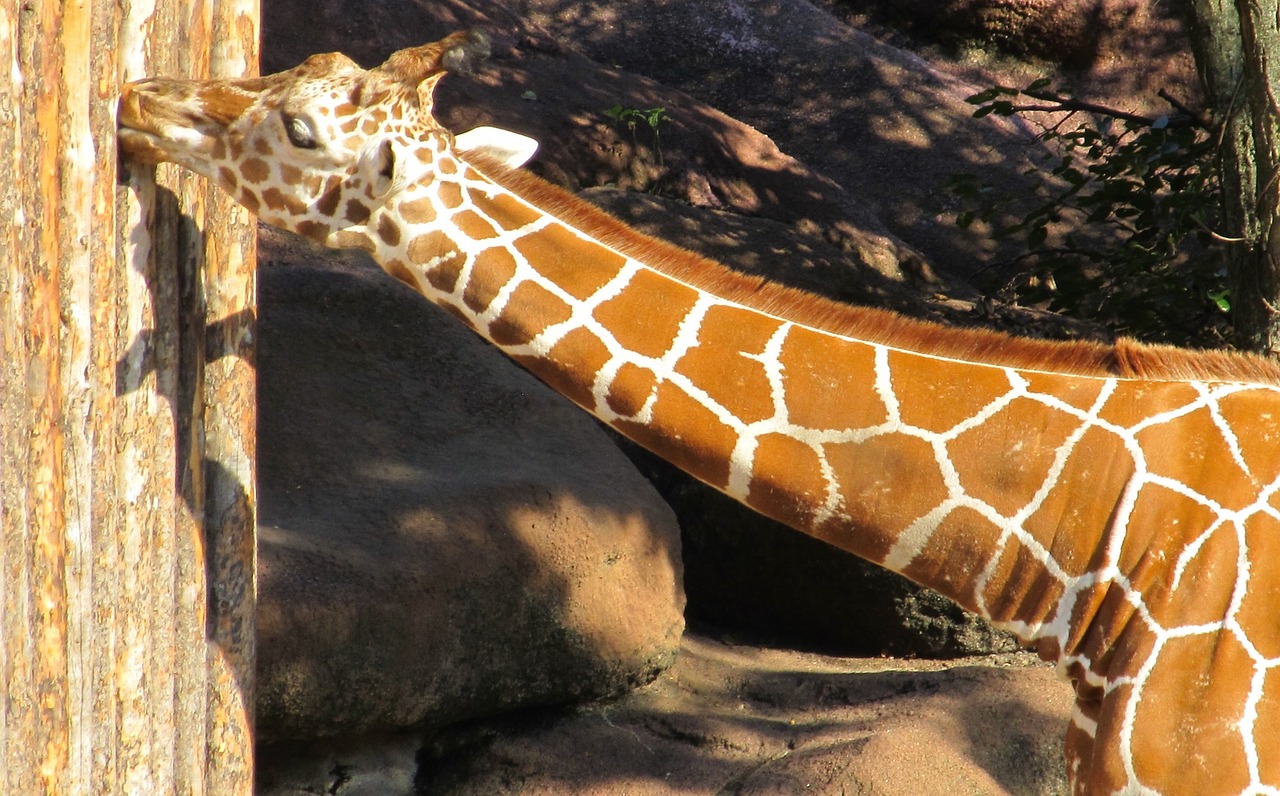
[117,30,1280,795]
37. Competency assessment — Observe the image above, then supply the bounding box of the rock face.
[254,233,685,740]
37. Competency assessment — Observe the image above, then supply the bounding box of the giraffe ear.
[454,126,538,168]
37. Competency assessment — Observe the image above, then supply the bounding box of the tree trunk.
[0,1,258,793]
[1185,0,1280,354]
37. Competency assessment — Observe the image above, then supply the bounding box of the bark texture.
[0,1,258,792]
[1186,0,1280,354]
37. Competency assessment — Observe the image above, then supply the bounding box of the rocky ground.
[248,0,1197,792]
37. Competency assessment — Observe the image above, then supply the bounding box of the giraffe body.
[117,31,1280,794]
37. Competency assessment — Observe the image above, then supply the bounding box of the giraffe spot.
[1255,668,1280,785]
[438,157,458,174]
[361,117,379,135]
[899,505,1003,613]
[887,350,1016,434]
[462,248,518,314]
[454,208,499,239]
[1215,388,1280,485]
[593,267,700,360]
[1130,633,1252,793]
[979,535,1067,628]
[379,257,418,290]
[1137,402,1262,511]
[1096,379,1201,428]
[253,137,273,155]
[333,102,357,118]
[305,175,325,195]
[604,363,659,418]
[1120,483,1235,629]
[227,138,244,161]
[295,220,330,242]
[745,433,828,532]
[377,214,402,247]
[516,327,612,410]
[614,381,739,490]
[262,187,306,216]
[776,326,887,431]
[489,281,572,347]
[407,230,453,267]
[1020,370,1108,413]
[946,395,1090,518]
[211,140,227,161]
[673,305,778,425]
[279,163,303,186]
[397,196,436,224]
[487,191,543,228]
[315,181,344,217]
[513,224,627,301]
[241,157,270,184]
[218,166,239,192]
[1020,425,1134,579]
[240,190,260,214]
[330,230,373,253]
[340,116,360,134]
[436,181,463,208]
[1233,512,1280,659]
[822,433,949,564]
[426,254,464,294]
[344,198,372,225]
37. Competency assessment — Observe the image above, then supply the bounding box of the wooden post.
[0,0,258,792]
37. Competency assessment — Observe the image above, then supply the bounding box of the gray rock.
[254,234,685,740]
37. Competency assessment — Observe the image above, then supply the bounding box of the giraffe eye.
[281,113,318,149]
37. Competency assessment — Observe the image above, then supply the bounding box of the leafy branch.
[948,78,1231,347]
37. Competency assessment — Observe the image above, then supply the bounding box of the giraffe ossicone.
[118,30,1280,795]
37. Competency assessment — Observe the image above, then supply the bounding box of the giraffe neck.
[346,152,1178,640]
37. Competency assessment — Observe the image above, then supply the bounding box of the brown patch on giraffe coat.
[746,433,827,531]
[1136,405,1257,511]
[279,163,303,186]
[295,220,330,242]
[614,382,738,490]
[513,224,627,301]
[453,209,499,240]
[397,196,437,225]
[378,215,402,247]
[345,199,372,225]
[1131,633,1252,793]
[889,351,1015,433]
[1216,388,1280,483]
[980,535,1066,627]
[821,433,948,564]
[1256,668,1280,785]
[235,188,260,214]
[218,166,239,191]
[253,137,273,156]
[1118,483,1234,628]
[435,181,463,210]
[900,505,1003,613]
[407,230,453,267]
[315,180,344,217]
[776,327,887,431]
[1020,425,1134,578]
[604,363,659,418]
[462,248,518,314]
[517,327,612,410]
[946,396,1083,518]
[241,157,270,184]
[1234,513,1280,659]
[330,230,373,253]
[674,305,777,425]
[262,186,307,216]
[593,268,700,360]
[211,140,227,161]
[489,281,572,347]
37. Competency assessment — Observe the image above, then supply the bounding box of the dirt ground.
[260,628,1074,795]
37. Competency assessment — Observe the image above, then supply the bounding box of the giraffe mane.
[464,156,1280,386]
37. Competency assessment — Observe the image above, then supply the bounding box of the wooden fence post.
[0,0,259,792]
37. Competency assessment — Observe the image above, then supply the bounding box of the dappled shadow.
[252,236,684,741]
[414,630,1074,794]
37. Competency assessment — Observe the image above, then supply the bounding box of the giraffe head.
[118,30,537,247]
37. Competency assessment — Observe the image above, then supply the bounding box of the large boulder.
[254,232,685,740]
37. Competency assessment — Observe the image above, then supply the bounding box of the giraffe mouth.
[117,80,228,167]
